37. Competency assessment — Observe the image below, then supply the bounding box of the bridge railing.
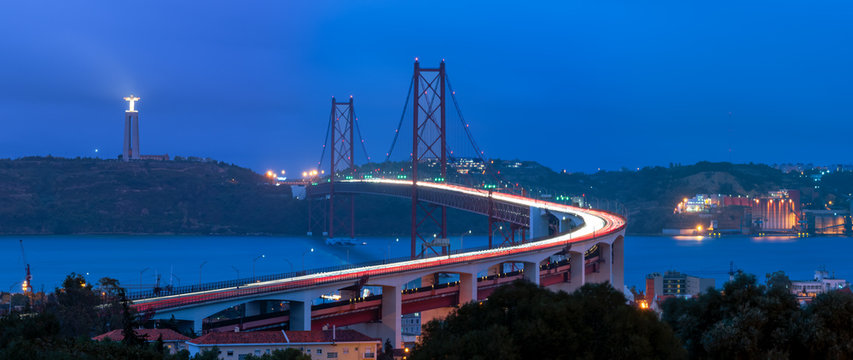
[129,243,498,301]
[129,221,631,314]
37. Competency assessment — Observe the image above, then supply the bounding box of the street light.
[139,267,150,289]
[387,238,400,260]
[231,266,240,280]
[459,230,472,251]
[199,261,208,287]
[252,255,266,282]
[283,259,294,273]
[302,248,315,271]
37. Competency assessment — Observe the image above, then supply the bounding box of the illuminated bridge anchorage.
[131,60,627,348]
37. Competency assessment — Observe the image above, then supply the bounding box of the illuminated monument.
[122,94,141,161]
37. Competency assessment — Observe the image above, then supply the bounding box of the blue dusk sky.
[0,1,851,173]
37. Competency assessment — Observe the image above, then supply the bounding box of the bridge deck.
[131,179,625,314]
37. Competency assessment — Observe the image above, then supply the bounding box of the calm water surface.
[1,235,851,292]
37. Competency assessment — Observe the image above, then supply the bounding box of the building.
[186,329,380,360]
[804,209,851,235]
[669,190,803,234]
[790,269,850,304]
[750,190,801,232]
[92,328,190,354]
[647,271,715,301]
[401,313,421,342]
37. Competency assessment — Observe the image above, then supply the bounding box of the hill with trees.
[2,157,849,235]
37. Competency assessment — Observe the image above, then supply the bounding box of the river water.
[1,235,851,293]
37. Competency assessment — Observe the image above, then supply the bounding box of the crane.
[19,240,32,293]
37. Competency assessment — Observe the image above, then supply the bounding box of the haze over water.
[2,235,851,293]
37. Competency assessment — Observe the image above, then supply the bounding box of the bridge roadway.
[206,257,601,333]
[132,179,626,347]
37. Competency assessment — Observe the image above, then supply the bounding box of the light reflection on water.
[1,234,851,292]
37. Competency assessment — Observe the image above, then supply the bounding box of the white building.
[791,269,849,303]
[187,328,380,360]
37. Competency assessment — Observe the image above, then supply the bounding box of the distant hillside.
[0,157,303,235]
[2,157,849,236]
[0,157,485,236]
[480,160,852,234]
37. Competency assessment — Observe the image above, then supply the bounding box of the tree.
[243,348,311,360]
[120,290,146,347]
[377,339,394,360]
[662,272,799,359]
[192,346,221,360]
[797,290,853,358]
[412,280,685,360]
[47,272,101,337]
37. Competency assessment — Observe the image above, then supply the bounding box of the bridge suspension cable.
[352,110,372,163]
[446,73,487,164]
[317,110,333,170]
[385,76,414,162]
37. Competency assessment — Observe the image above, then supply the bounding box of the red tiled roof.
[92,328,190,342]
[189,329,379,345]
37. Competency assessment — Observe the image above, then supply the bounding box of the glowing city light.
[123,94,140,112]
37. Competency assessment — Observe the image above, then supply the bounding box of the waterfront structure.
[122,95,141,161]
[646,270,715,302]
[803,209,851,235]
[790,269,849,304]
[93,328,190,354]
[669,190,802,234]
[186,329,379,360]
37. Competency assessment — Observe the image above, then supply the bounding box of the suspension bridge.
[130,59,627,347]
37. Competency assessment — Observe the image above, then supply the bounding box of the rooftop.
[93,328,190,342]
[189,329,379,345]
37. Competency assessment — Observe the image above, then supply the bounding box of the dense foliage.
[0,273,196,359]
[663,272,853,359]
[412,281,685,360]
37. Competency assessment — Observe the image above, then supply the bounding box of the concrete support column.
[522,261,540,285]
[587,242,612,285]
[529,207,550,239]
[487,264,502,276]
[611,236,625,292]
[459,273,477,304]
[381,285,402,348]
[245,301,264,317]
[421,274,437,287]
[192,317,204,335]
[289,300,312,331]
[568,251,585,292]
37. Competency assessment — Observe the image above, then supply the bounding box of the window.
[317,348,322,354]
[343,347,349,354]
[254,350,261,355]
[306,348,311,354]
[327,352,338,358]
[265,349,270,354]
[364,351,376,358]
[227,350,234,356]
[239,355,248,360]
